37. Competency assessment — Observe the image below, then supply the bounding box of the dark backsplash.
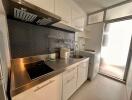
[7,19,75,59]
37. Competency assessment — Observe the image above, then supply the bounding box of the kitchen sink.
[72,55,84,59]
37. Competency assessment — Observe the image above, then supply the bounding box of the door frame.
[100,19,132,82]
[123,36,132,82]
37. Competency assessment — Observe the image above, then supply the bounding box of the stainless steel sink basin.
[72,55,84,59]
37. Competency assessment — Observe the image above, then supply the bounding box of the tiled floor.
[100,64,125,79]
[69,75,128,100]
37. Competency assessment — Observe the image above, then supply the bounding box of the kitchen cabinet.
[55,0,71,26]
[71,5,85,31]
[12,74,62,100]
[72,16,85,31]
[24,0,55,13]
[54,0,86,31]
[77,59,89,88]
[62,66,77,100]
[22,0,86,31]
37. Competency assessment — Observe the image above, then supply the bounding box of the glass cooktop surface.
[25,60,53,80]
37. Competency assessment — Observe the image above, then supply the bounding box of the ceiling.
[73,0,126,14]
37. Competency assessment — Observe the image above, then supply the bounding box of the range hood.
[6,0,61,25]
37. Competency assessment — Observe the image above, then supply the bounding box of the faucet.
[74,42,79,56]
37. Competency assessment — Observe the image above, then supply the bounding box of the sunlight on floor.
[99,64,124,79]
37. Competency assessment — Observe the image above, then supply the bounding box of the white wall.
[84,22,104,52]
[0,0,11,91]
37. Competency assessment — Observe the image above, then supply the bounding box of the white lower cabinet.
[12,59,89,100]
[62,66,77,100]
[12,74,62,100]
[77,60,89,88]
[62,59,89,100]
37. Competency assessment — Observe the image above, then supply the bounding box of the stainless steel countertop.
[10,57,88,97]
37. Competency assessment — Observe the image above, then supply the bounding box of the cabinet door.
[77,60,89,88]
[13,74,62,100]
[35,74,62,100]
[72,16,85,31]
[55,0,71,26]
[63,67,77,100]
[12,86,38,100]
[24,0,55,13]
[71,4,85,31]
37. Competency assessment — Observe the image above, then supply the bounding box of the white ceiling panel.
[73,0,126,13]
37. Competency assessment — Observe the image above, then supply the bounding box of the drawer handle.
[34,80,55,92]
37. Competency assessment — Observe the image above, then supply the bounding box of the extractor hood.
[6,0,61,26]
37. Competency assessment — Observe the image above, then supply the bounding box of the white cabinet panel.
[12,86,38,100]
[35,74,62,100]
[106,2,132,20]
[55,0,71,26]
[72,16,85,31]
[24,0,55,13]
[88,11,104,24]
[13,74,62,100]
[54,0,86,31]
[63,66,77,100]
[77,60,89,88]
[71,1,85,31]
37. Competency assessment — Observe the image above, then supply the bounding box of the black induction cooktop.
[25,60,53,80]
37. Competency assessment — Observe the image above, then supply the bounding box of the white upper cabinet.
[71,1,86,31]
[24,0,55,13]
[88,11,104,24]
[24,0,86,31]
[72,15,85,31]
[55,0,71,26]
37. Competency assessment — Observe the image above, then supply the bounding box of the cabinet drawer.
[13,74,62,100]
[62,67,77,100]
[63,67,77,85]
